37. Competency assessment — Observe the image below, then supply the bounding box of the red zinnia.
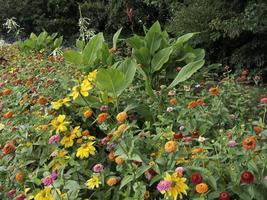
[219,192,231,200]
[260,97,267,104]
[241,171,254,184]
[191,172,203,185]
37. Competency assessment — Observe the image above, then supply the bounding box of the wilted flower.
[93,163,104,173]
[228,140,237,147]
[166,107,173,112]
[48,134,60,144]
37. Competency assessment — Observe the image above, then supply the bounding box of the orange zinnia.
[15,171,24,182]
[242,136,256,150]
[38,96,48,105]
[3,111,13,119]
[209,87,219,96]
[97,113,109,123]
[253,126,263,134]
[3,89,12,96]
[2,142,16,155]
[196,183,209,193]
[187,101,198,109]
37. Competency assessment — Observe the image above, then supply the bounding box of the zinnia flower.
[164,141,177,153]
[51,115,68,133]
[195,183,209,193]
[191,172,203,185]
[48,135,60,144]
[209,87,219,96]
[160,172,188,200]
[86,174,101,189]
[35,187,55,200]
[76,142,96,159]
[241,171,254,184]
[157,180,171,192]
[42,171,58,186]
[166,107,174,112]
[93,163,104,173]
[60,134,75,148]
[228,140,237,147]
[260,97,267,104]
[219,192,231,200]
[242,136,256,150]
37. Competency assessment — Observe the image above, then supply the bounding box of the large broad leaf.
[168,59,205,88]
[174,32,198,47]
[75,39,85,51]
[133,47,151,69]
[120,174,134,189]
[63,50,83,66]
[145,21,162,54]
[96,68,126,97]
[127,35,145,49]
[151,46,173,72]
[82,33,104,67]
[53,36,63,49]
[113,27,122,49]
[117,58,137,88]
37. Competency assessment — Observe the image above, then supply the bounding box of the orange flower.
[169,98,177,105]
[191,148,205,155]
[106,177,117,186]
[108,151,116,161]
[164,141,177,153]
[116,112,128,123]
[253,126,263,134]
[242,136,256,150]
[38,96,48,105]
[15,171,24,182]
[82,130,90,136]
[196,99,205,106]
[3,111,13,119]
[209,87,219,96]
[115,156,124,165]
[84,110,93,119]
[117,124,127,132]
[187,101,198,109]
[2,142,15,155]
[3,89,12,96]
[196,183,209,193]
[97,113,109,123]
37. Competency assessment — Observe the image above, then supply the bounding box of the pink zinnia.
[157,180,171,192]
[93,163,104,173]
[42,171,58,186]
[6,189,16,197]
[182,136,192,142]
[15,194,26,200]
[48,134,60,144]
[260,98,267,104]
[228,140,237,147]
[175,167,185,174]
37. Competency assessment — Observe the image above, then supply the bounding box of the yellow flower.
[51,97,70,110]
[35,188,55,200]
[61,134,75,148]
[87,70,97,82]
[70,86,80,100]
[71,126,82,138]
[0,123,5,131]
[76,142,96,159]
[86,174,101,189]
[51,115,68,133]
[162,173,188,200]
[70,80,92,100]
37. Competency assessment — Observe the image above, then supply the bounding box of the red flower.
[241,171,254,184]
[173,132,183,140]
[219,192,231,200]
[191,172,203,185]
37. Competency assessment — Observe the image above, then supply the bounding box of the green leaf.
[120,174,134,189]
[145,21,162,54]
[76,39,85,50]
[151,47,173,72]
[96,68,126,97]
[53,36,63,48]
[174,32,198,47]
[168,59,205,88]
[117,58,137,89]
[127,35,145,49]
[63,50,83,66]
[133,47,151,69]
[206,175,217,191]
[82,33,104,67]
[113,28,122,49]
[135,165,151,179]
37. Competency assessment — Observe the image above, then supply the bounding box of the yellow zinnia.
[61,134,75,148]
[86,174,101,189]
[71,126,82,138]
[35,187,55,200]
[162,172,188,200]
[87,70,97,82]
[76,142,96,159]
[51,115,68,133]
[52,97,70,110]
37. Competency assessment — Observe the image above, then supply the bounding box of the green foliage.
[17,31,63,54]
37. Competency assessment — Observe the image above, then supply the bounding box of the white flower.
[197,136,207,142]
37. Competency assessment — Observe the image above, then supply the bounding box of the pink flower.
[175,167,185,174]
[15,194,26,200]
[168,90,176,96]
[260,98,267,104]
[228,140,237,147]
[100,105,109,112]
[6,189,16,197]
[182,136,192,142]
[166,107,174,112]
[42,171,58,186]
[48,134,60,144]
[93,164,104,173]
[157,180,171,192]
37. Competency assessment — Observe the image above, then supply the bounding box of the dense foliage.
[0,22,267,200]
